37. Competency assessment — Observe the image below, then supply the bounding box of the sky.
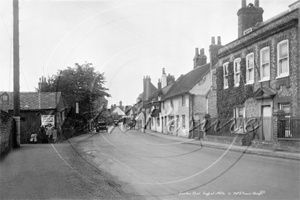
[0,0,296,107]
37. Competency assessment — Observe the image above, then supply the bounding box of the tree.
[39,63,110,119]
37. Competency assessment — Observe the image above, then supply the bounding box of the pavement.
[140,129,300,161]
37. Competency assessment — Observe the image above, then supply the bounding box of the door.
[262,106,272,141]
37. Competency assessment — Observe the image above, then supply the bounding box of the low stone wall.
[0,118,14,158]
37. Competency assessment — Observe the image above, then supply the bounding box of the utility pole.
[13,0,20,148]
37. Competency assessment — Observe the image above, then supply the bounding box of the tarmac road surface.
[77,127,300,200]
[0,139,141,200]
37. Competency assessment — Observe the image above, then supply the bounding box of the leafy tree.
[39,63,110,119]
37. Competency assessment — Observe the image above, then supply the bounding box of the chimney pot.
[254,0,259,7]
[242,0,246,7]
[211,37,215,44]
[217,36,221,45]
[200,48,204,55]
[195,48,199,56]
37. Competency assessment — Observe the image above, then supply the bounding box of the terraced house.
[215,0,300,142]
[158,48,212,138]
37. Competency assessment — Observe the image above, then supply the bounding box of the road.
[1,127,299,200]
[0,137,140,200]
[78,127,300,200]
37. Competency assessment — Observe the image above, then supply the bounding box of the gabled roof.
[162,63,210,100]
[253,86,277,99]
[112,106,125,115]
[0,92,63,110]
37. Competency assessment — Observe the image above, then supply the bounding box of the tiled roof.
[161,82,174,99]
[162,64,210,100]
[0,92,62,110]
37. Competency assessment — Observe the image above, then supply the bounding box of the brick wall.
[218,14,299,118]
[0,118,13,157]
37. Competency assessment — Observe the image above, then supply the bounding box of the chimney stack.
[194,48,207,69]
[195,48,199,56]
[242,0,246,7]
[237,0,263,37]
[196,48,207,68]
[161,68,167,88]
[38,78,42,92]
[209,36,222,68]
[158,79,162,90]
[211,37,215,45]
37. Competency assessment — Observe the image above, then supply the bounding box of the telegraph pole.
[13,0,20,148]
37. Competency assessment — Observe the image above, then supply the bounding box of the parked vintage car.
[96,121,108,132]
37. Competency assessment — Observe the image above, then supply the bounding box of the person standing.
[52,128,57,143]
[46,125,53,143]
[30,132,37,143]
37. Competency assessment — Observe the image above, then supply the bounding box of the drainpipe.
[190,93,194,138]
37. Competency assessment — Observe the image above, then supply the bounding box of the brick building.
[215,0,300,141]
[0,92,65,143]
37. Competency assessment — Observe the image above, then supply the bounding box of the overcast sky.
[0,0,296,107]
